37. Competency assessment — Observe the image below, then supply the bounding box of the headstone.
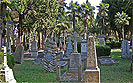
[81,39,87,58]
[69,53,81,73]
[99,34,105,47]
[65,37,73,57]
[30,40,38,57]
[42,38,57,72]
[122,40,130,59]
[14,44,24,64]
[99,38,105,47]
[84,36,100,83]
[56,65,61,81]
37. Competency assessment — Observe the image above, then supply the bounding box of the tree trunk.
[122,26,124,40]
[0,30,2,52]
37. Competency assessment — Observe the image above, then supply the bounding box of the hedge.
[96,45,111,57]
[6,54,16,69]
[106,41,121,48]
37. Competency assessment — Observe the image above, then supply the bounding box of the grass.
[13,49,133,83]
[100,49,133,82]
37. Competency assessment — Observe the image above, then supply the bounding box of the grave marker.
[84,36,100,83]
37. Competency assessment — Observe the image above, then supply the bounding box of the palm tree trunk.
[122,26,124,40]
[0,30,2,52]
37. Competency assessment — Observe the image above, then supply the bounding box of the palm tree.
[114,11,131,40]
[81,0,95,39]
[0,0,11,52]
[97,3,109,35]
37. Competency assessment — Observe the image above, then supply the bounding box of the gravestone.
[99,34,105,47]
[69,53,81,73]
[98,56,119,66]
[81,39,87,58]
[122,40,130,59]
[31,40,38,57]
[84,36,100,83]
[14,44,24,64]
[41,38,57,72]
[65,37,73,57]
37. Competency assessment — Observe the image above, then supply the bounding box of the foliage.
[96,45,111,57]
[114,11,131,39]
[97,2,109,34]
[0,52,5,70]
[77,40,81,53]
[6,54,16,69]
[101,0,132,40]
[106,41,121,48]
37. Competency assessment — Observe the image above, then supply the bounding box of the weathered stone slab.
[14,44,24,64]
[69,53,81,73]
[98,57,119,66]
[99,38,105,47]
[31,40,38,57]
[87,36,98,68]
[122,40,130,59]
[81,39,87,57]
[31,40,38,51]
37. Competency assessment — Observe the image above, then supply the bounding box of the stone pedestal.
[84,68,100,83]
[84,36,100,83]
[69,53,81,73]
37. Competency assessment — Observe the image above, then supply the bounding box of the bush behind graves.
[96,46,111,57]
[77,40,81,53]
[106,41,121,48]
[6,54,16,69]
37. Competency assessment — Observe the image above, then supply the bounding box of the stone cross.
[84,36,100,83]
[70,32,82,53]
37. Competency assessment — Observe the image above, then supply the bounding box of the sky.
[65,0,102,18]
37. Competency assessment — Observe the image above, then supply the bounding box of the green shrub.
[77,40,81,53]
[6,55,16,69]
[96,46,111,57]
[106,41,121,48]
[104,46,111,56]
